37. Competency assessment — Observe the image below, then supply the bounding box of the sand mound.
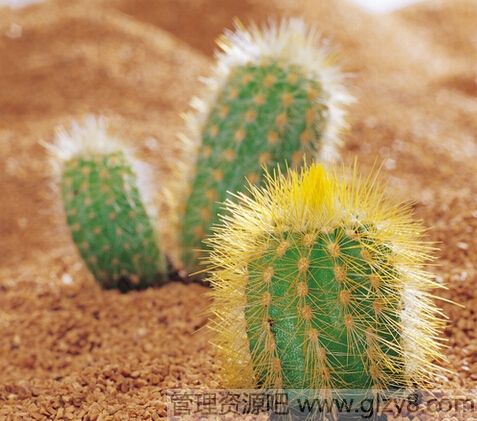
[0,0,476,419]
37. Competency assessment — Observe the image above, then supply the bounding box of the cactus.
[207,163,445,401]
[178,19,352,273]
[49,117,167,291]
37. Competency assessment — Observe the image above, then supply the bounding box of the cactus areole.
[179,19,352,273]
[207,163,445,396]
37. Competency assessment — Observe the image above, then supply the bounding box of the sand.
[0,0,476,419]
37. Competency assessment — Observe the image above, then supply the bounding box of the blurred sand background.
[0,0,476,419]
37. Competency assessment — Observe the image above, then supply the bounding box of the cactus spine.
[51,117,166,291]
[207,163,445,396]
[178,19,351,272]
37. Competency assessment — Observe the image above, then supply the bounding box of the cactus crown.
[177,19,352,272]
[207,163,445,391]
[48,117,166,290]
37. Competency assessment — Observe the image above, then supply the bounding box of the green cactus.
[207,164,445,410]
[51,117,166,291]
[178,19,351,273]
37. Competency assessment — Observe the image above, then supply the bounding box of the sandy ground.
[0,0,476,419]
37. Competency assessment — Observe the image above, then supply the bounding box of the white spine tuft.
[48,116,125,163]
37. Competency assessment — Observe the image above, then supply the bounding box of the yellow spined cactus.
[207,163,445,395]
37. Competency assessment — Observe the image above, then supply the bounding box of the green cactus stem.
[51,117,166,291]
[178,18,351,273]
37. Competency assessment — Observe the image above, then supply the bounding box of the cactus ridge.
[207,164,445,392]
[50,117,166,290]
[179,19,352,272]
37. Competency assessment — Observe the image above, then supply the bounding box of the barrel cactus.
[49,117,167,291]
[207,163,445,407]
[178,18,352,273]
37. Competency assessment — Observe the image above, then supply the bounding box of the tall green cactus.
[50,117,166,291]
[178,19,351,273]
[207,163,445,402]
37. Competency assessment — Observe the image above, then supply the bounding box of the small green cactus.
[207,163,445,403]
[50,117,166,291]
[178,19,351,273]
